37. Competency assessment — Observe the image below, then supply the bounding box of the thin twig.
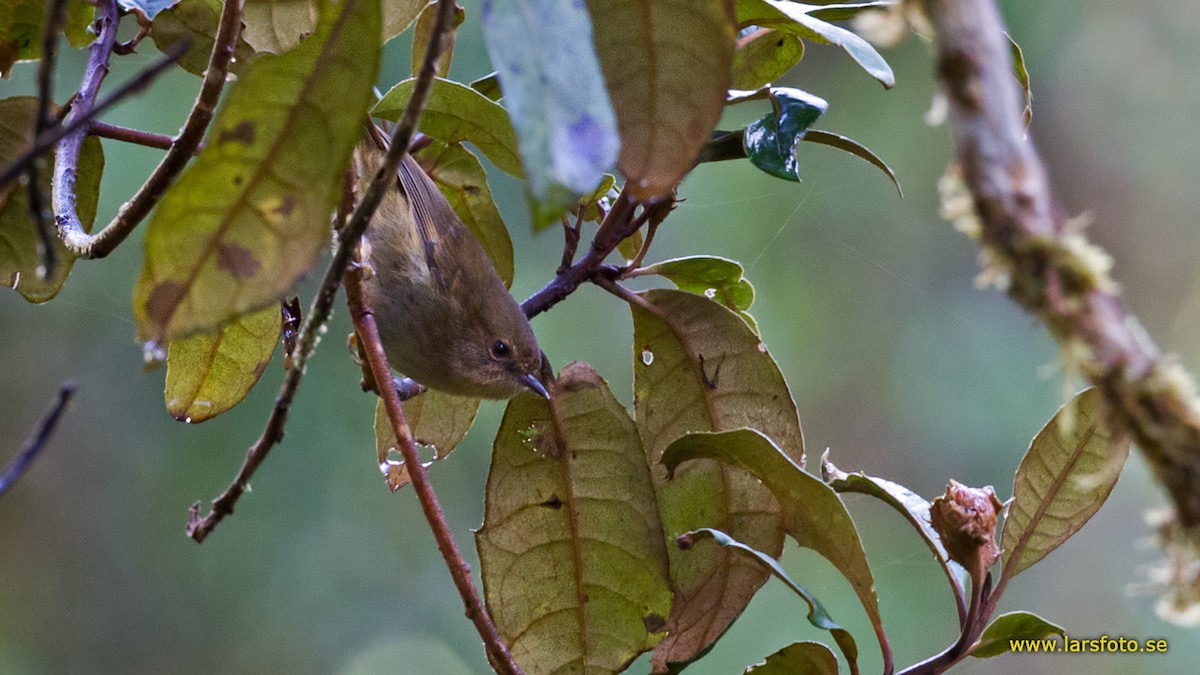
[27,0,70,280]
[898,574,992,675]
[187,0,457,542]
[0,383,75,498]
[69,0,244,259]
[925,0,1200,532]
[346,267,523,675]
[88,121,176,151]
[0,24,185,190]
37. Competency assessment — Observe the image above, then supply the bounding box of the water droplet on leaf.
[641,349,655,365]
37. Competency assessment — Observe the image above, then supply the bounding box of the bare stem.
[88,121,176,151]
[0,383,75,498]
[925,0,1200,532]
[68,0,245,259]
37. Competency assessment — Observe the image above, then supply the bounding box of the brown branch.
[0,383,75,498]
[345,266,523,675]
[187,0,458,542]
[88,121,176,151]
[61,0,242,259]
[924,0,1200,534]
[0,22,184,190]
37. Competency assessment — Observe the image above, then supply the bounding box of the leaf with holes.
[375,390,480,491]
[373,77,523,178]
[415,139,513,286]
[482,0,619,227]
[686,528,858,671]
[630,288,803,671]
[478,361,672,674]
[662,429,890,672]
[132,0,380,345]
[746,641,839,675]
[165,304,280,423]
[732,28,804,91]
[971,611,1064,658]
[587,0,735,199]
[1,99,104,303]
[149,0,259,77]
[1000,388,1130,580]
[744,88,827,181]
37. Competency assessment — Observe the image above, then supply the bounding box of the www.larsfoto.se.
[1009,636,1169,654]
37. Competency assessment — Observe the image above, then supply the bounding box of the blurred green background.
[3,1,1198,673]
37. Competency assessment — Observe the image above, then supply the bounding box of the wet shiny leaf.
[375,389,480,490]
[149,0,258,77]
[743,87,827,181]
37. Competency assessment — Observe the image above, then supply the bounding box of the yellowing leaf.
[1,98,104,303]
[410,0,463,78]
[1000,388,1130,580]
[149,0,259,77]
[732,28,804,91]
[587,0,736,199]
[133,0,381,344]
[478,362,672,673]
[414,140,514,287]
[242,0,420,53]
[165,304,280,423]
[630,288,803,671]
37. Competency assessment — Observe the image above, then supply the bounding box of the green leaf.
[482,0,619,228]
[414,139,514,287]
[822,453,968,621]
[149,0,259,77]
[636,255,755,313]
[373,77,523,178]
[1000,388,1131,580]
[1,0,95,76]
[242,0,420,53]
[587,0,735,200]
[970,611,1064,658]
[1006,32,1033,126]
[744,88,827,181]
[477,361,672,674]
[800,129,901,197]
[732,28,804,91]
[746,641,839,675]
[411,0,464,79]
[1,98,103,303]
[735,0,894,88]
[164,304,280,423]
[375,389,480,491]
[469,72,502,101]
[574,172,616,226]
[661,429,889,671]
[687,528,858,671]
[133,0,381,344]
[629,289,804,671]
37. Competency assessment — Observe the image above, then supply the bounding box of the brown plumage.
[354,138,547,400]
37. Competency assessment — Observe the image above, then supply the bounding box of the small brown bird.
[355,135,548,400]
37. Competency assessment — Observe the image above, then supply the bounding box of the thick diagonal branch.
[925,0,1200,529]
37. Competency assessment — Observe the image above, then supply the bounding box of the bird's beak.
[518,372,550,399]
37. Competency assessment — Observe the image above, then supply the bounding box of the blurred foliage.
[3,1,1200,674]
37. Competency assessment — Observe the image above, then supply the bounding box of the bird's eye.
[490,340,511,359]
